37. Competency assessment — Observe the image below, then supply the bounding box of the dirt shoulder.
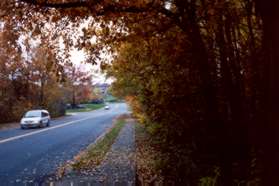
[0,122,19,131]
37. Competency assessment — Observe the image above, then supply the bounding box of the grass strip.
[72,119,126,170]
[66,103,104,113]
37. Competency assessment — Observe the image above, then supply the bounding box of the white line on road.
[0,116,96,145]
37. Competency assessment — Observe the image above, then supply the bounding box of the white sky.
[69,48,112,84]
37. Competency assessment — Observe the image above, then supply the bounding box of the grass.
[72,119,126,170]
[104,94,118,102]
[66,103,104,113]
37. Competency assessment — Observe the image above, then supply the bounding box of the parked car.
[91,99,104,104]
[20,110,50,129]
[69,104,86,109]
[105,105,110,110]
[66,103,72,109]
[77,104,86,109]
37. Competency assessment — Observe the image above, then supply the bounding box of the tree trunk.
[255,0,279,185]
[40,79,45,107]
[72,87,76,106]
[216,17,233,185]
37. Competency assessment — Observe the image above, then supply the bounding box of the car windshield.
[24,111,41,118]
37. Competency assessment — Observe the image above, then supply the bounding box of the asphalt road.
[0,103,129,185]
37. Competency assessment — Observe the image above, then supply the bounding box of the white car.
[105,105,110,110]
[20,110,50,129]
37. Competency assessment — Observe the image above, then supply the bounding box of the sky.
[69,48,113,84]
[59,20,113,85]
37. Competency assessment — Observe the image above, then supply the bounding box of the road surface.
[0,103,129,185]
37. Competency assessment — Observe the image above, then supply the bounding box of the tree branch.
[18,0,183,30]
[18,0,94,9]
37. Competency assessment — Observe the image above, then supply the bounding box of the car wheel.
[46,120,50,127]
[21,125,25,129]
[39,121,44,128]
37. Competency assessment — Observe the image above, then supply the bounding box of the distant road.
[0,103,129,185]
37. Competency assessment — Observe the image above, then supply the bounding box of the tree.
[31,44,58,106]
[64,65,93,106]
[0,19,69,120]
[254,0,279,184]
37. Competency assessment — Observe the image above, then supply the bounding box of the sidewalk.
[47,120,136,186]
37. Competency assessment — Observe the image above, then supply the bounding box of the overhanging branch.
[18,0,94,8]
[18,0,182,29]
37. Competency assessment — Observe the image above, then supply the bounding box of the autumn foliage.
[106,0,277,185]
[0,22,94,122]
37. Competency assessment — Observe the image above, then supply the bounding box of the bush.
[46,100,66,118]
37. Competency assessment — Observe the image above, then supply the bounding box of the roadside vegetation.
[71,117,126,171]
[66,103,105,113]
[104,94,119,103]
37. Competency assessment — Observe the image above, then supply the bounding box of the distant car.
[105,105,110,110]
[20,110,50,129]
[69,104,86,109]
[66,103,72,109]
[91,99,104,104]
[76,104,86,109]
